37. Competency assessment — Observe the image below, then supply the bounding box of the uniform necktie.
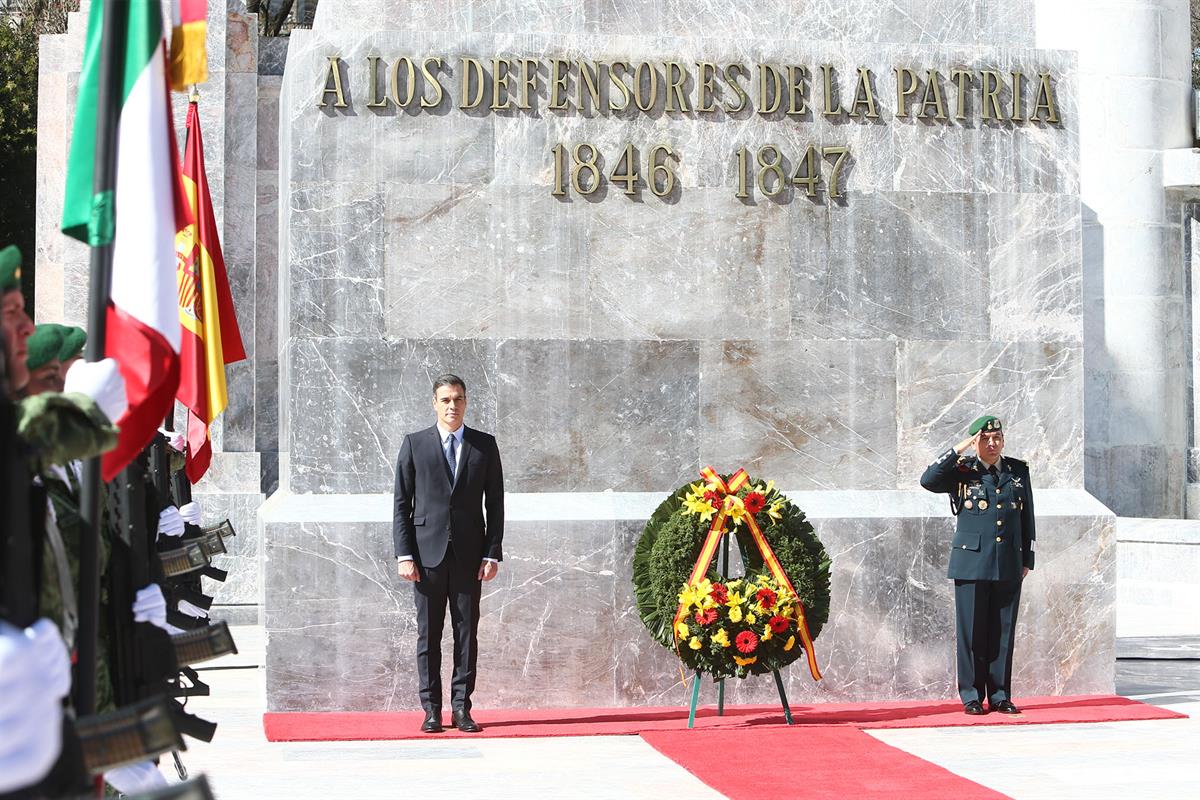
[445,434,458,482]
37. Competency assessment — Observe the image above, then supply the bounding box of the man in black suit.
[393,374,504,733]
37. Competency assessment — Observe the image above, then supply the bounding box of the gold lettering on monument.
[318,56,347,108]
[315,54,1068,202]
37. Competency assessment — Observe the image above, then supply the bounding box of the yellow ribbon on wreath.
[673,466,823,681]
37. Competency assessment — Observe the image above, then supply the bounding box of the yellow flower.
[726,590,745,607]
[762,625,773,641]
[682,497,717,522]
[726,579,743,591]
[689,636,703,651]
[675,621,691,640]
[728,606,743,623]
[784,635,796,651]
[733,655,757,666]
[678,579,713,611]
[724,494,746,525]
[778,604,793,619]
[746,613,757,625]
[766,501,784,521]
[712,628,731,648]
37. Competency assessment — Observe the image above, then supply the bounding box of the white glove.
[177,599,209,620]
[157,506,185,538]
[105,760,168,793]
[0,621,66,793]
[64,358,127,423]
[179,501,202,526]
[132,584,169,631]
[25,619,71,701]
[157,427,185,453]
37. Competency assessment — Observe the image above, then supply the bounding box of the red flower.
[703,489,722,503]
[735,630,759,654]
[744,492,767,514]
[710,583,729,604]
[755,588,778,609]
[695,608,718,626]
[769,615,790,634]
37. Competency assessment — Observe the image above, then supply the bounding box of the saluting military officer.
[920,415,1035,716]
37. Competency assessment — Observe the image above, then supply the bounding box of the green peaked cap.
[26,324,65,371]
[56,325,86,362]
[0,245,22,293]
[968,415,1003,436]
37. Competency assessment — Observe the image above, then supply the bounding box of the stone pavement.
[167,626,1200,799]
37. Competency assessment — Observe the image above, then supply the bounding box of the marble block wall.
[263,491,1114,710]
[265,0,1108,709]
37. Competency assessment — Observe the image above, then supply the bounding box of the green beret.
[969,415,1003,435]
[56,325,86,362]
[26,325,65,371]
[0,245,21,293]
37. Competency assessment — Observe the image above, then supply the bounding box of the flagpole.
[75,0,129,716]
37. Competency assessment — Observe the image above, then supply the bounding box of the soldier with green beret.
[55,325,86,385]
[23,325,65,397]
[1,244,35,395]
[920,414,1036,716]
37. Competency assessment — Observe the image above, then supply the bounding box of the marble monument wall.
[264,0,1111,710]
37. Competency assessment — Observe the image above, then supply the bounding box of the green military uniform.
[17,388,120,714]
[920,416,1036,707]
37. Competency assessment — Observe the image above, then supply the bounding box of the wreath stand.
[686,533,795,728]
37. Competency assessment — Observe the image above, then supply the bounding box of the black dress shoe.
[990,700,1021,715]
[452,708,481,733]
[963,700,987,715]
[421,710,443,733]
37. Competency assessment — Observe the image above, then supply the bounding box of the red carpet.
[641,727,1012,800]
[263,694,1184,741]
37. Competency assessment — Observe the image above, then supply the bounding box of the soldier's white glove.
[132,584,169,631]
[177,599,209,620]
[0,621,68,793]
[63,358,127,423]
[26,619,71,701]
[179,501,202,526]
[156,506,185,538]
[157,427,185,453]
[104,760,168,793]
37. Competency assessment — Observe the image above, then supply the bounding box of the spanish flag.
[175,97,246,482]
[168,0,207,90]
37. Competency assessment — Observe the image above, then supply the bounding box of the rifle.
[105,451,221,744]
[130,774,214,800]
[75,695,184,775]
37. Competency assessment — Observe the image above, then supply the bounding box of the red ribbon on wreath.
[673,466,823,681]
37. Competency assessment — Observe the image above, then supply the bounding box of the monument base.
[261,489,1114,712]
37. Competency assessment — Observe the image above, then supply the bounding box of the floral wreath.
[633,467,831,680]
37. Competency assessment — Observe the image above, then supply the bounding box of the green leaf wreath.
[633,474,832,679]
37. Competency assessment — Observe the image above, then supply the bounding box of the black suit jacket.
[392,424,504,569]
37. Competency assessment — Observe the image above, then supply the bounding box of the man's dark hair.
[433,373,467,396]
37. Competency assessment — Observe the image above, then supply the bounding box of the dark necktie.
[445,434,457,482]
[988,465,999,482]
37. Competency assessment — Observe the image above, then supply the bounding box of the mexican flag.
[62,0,190,481]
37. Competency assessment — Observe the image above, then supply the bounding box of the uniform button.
[996,520,1003,527]
[995,503,1003,509]
[961,545,968,549]
[995,536,1003,542]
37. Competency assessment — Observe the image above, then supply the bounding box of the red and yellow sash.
[674,466,823,681]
